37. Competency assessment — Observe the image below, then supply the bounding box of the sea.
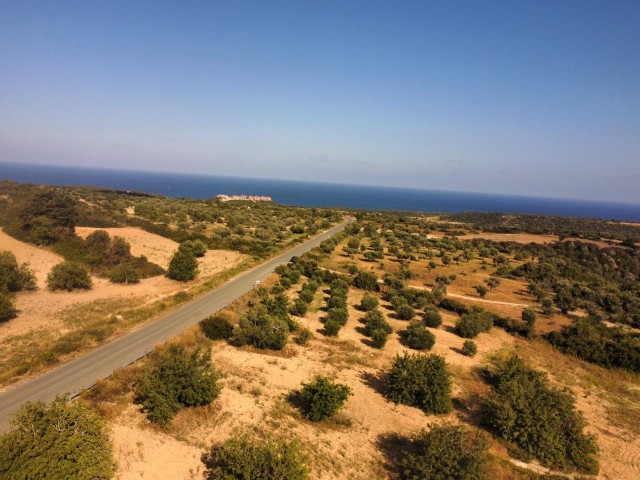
[1,162,640,222]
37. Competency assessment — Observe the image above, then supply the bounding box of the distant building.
[215,194,272,203]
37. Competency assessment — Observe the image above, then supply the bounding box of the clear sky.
[1,1,639,202]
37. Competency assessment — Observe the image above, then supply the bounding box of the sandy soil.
[0,228,245,343]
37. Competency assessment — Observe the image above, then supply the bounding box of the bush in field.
[0,396,114,480]
[135,345,220,425]
[461,340,477,357]
[371,328,389,348]
[0,251,37,292]
[46,261,92,291]
[231,308,289,350]
[108,262,141,284]
[295,327,312,345]
[300,376,352,421]
[423,306,443,328]
[0,293,17,322]
[327,306,348,326]
[179,239,207,257]
[455,308,493,338]
[397,424,489,480]
[200,313,234,340]
[202,435,309,480]
[359,294,379,311]
[405,322,436,350]
[363,309,392,336]
[353,271,378,291]
[386,352,452,415]
[395,303,416,321]
[484,357,599,474]
[439,298,469,315]
[323,319,341,336]
[166,249,198,281]
[290,298,308,317]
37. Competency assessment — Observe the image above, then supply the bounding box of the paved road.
[0,219,351,431]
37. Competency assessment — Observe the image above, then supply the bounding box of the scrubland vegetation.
[1,181,639,479]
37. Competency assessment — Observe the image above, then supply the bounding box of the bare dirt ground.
[0,228,245,342]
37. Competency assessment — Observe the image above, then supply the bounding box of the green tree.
[423,306,443,328]
[405,322,436,350]
[484,357,599,473]
[231,307,289,349]
[46,261,92,291]
[0,251,36,292]
[461,340,477,357]
[0,292,17,323]
[455,308,493,338]
[202,436,310,480]
[135,345,221,424]
[387,352,453,415]
[371,328,389,348]
[359,294,379,311]
[0,396,114,480]
[166,249,198,281]
[395,303,415,321]
[179,239,208,257]
[200,312,235,340]
[300,376,353,421]
[108,262,141,284]
[353,271,378,291]
[475,285,488,297]
[397,425,489,480]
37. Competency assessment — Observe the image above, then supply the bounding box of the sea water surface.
[1,162,640,222]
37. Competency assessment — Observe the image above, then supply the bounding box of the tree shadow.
[443,324,458,335]
[449,346,465,355]
[376,432,416,476]
[359,370,387,396]
[286,389,307,415]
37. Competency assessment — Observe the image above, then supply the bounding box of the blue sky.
[1,1,639,202]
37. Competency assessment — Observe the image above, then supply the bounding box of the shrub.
[0,251,37,292]
[202,435,309,480]
[135,345,220,424]
[397,425,489,480]
[295,327,312,345]
[0,396,114,480]
[166,249,198,281]
[371,328,388,348]
[299,288,315,304]
[0,293,17,322]
[386,352,452,414]
[327,306,348,326]
[396,303,416,321]
[200,313,234,340]
[290,298,308,317]
[323,319,341,336]
[461,340,477,356]
[405,322,436,350]
[353,271,378,291]
[108,262,141,284]
[359,294,379,311]
[179,239,207,257]
[231,308,289,350]
[423,306,443,328]
[484,357,599,474]
[439,298,469,315]
[46,261,92,291]
[455,308,493,338]
[300,376,353,421]
[363,309,392,336]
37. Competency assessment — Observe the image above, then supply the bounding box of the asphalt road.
[0,219,351,431]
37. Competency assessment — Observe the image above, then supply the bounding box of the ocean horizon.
[1,161,640,222]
